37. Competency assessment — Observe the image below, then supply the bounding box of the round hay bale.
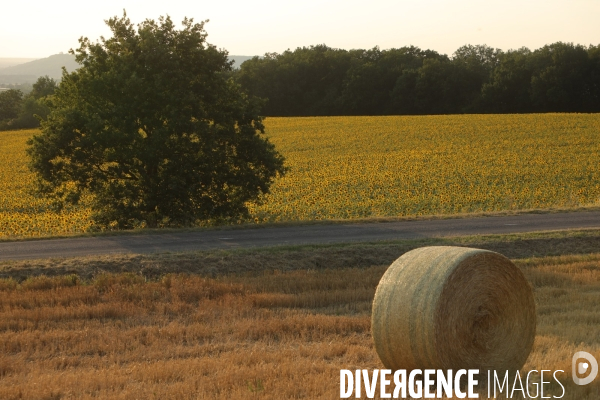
[371,246,536,373]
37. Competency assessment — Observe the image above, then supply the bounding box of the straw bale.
[371,246,536,374]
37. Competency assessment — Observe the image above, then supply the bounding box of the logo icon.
[572,351,598,385]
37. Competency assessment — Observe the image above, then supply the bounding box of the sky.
[1,0,599,59]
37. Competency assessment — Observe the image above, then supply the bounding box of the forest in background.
[234,42,600,116]
[1,42,599,130]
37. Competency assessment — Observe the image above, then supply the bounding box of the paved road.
[1,211,599,261]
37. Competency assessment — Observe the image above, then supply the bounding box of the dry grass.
[0,250,598,398]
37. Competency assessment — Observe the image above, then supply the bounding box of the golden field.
[0,252,599,399]
[0,129,93,238]
[253,114,600,222]
[1,114,600,238]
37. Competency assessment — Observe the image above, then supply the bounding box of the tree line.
[233,42,600,116]
[2,42,599,129]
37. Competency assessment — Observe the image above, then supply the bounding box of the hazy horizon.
[0,55,254,68]
[2,39,599,64]
[1,0,599,59]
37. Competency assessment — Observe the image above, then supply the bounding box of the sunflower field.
[1,114,599,238]
[0,129,94,238]
[249,114,600,222]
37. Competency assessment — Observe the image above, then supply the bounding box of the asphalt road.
[1,211,599,261]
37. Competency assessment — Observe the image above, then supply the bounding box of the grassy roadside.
[2,228,600,281]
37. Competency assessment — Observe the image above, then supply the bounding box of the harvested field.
[0,250,599,398]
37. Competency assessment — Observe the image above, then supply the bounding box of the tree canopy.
[27,12,286,229]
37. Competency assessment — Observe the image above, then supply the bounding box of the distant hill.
[0,54,256,84]
[229,56,255,68]
[0,58,39,69]
[0,54,78,82]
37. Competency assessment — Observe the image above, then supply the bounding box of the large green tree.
[27,13,286,228]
